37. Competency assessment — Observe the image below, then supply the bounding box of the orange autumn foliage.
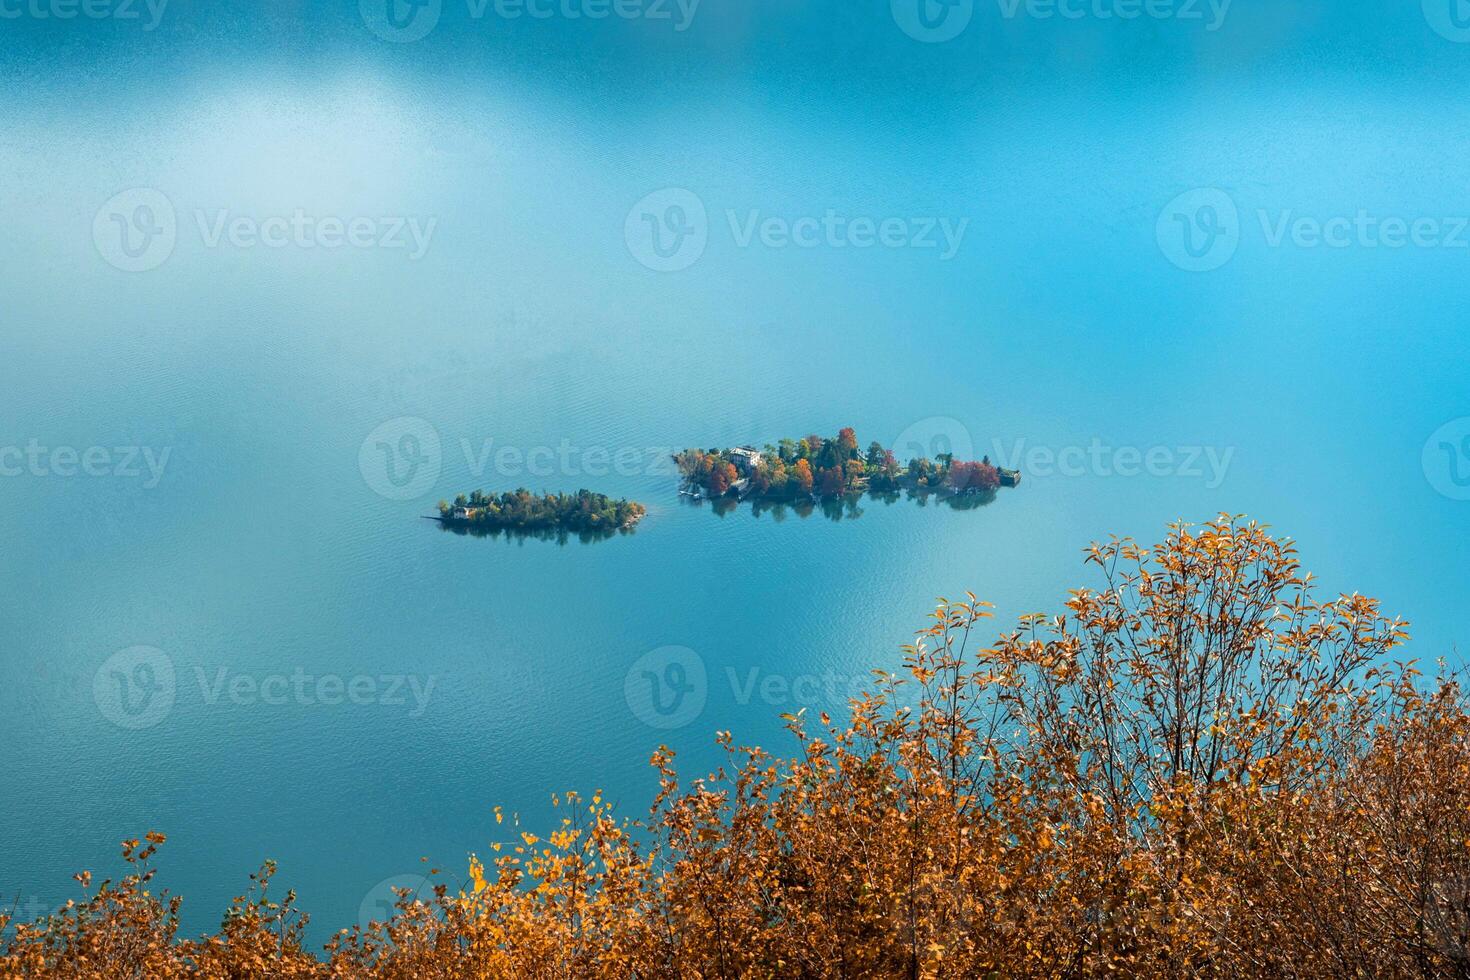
[793,457,814,494]
[5,515,1470,978]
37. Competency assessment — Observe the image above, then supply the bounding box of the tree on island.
[793,457,814,494]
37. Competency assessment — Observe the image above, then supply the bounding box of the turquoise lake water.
[3,0,1469,947]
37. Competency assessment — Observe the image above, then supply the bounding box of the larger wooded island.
[674,426,1020,503]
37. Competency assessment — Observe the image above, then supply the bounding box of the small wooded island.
[674,427,1020,504]
[435,489,646,535]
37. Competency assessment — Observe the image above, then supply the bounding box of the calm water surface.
[2,0,1469,946]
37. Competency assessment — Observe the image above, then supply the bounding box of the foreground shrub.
[5,515,1467,978]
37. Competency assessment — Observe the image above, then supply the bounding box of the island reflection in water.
[689,487,1000,522]
[430,485,1000,543]
[433,519,639,546]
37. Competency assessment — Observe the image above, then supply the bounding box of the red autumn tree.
[947,460,1000,493]
[707,461,732,496]
[817,466,845,498]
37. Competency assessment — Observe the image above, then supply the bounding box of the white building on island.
[729,446,763,474]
